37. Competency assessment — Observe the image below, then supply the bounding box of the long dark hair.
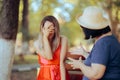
[40,15,60,51]
[81,26,111,39]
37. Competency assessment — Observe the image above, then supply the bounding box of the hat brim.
[76,15,109,30]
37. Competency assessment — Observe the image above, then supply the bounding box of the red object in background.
[65,64,83,80]
[67,52,86,60]
[69,73,83,80]
[65,52,85,80]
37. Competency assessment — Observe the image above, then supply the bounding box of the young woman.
[34,15,70,80]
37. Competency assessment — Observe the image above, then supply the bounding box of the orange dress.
[37,45,70,80]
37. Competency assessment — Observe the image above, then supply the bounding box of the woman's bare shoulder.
[60,35,68,41]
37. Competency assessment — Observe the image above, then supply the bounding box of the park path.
[12,63,83,80]
[12,63,39,72]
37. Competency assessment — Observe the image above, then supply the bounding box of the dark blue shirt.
[83,35,120,80]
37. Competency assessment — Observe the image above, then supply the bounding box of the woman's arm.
[60,36,68,80]
[42,35,53,60]
[68,57,106,79]
[34,38,53,60]
[34,28,53,60]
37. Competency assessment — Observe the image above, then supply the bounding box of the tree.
[19,0,29,61]
[0,0,20,80]
[22,0,29,41]
[99,0,120,41]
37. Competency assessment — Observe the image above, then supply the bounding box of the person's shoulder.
[60,35,68,41]
[60,35,67,38]
[98,35,114,44]
[96,35,113,47]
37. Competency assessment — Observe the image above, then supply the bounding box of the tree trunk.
[102,0,119,36]
[19,0,29,61]
[0,0,20,80]
[22,0,29,41]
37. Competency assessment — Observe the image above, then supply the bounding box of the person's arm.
[39,26,54,60]
[34,38,53,59]
[34,27,53,60]
[80,63,106,79]
[60,36,68,80]
[69,44,89,58]
[68,57,106,80]
[42,35,53,60]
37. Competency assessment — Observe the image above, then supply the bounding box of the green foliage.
[28,0,61,36]
[0,0,3,12]
[14,55,38,64]
[113,0,120,7]
[18,0,120,47]
[27,0,99,46]
[60,21,85,46]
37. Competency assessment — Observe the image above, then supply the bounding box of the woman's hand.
[43,27,50,38]
[43,23,55,38]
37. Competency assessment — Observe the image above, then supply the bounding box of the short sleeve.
[91,40,110,66]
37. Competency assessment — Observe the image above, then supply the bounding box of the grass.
[13,54,38,65]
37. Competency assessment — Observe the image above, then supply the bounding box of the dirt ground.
[11,70,83,80]
[11,63,83,80]
[11,70,37,80]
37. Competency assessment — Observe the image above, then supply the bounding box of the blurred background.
[7,0,120,80]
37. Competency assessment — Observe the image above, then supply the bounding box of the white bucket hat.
[76,6,109,29]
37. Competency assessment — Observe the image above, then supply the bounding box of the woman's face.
[43,21,55,39]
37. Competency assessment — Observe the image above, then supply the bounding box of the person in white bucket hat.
[68,6,120,80]
[76,6,109,30]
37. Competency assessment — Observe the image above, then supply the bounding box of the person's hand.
[67,57,83,69]
[43,26,55,38]
[70,44,89,58]
[43,27,49,38]
[73,45,85,54]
